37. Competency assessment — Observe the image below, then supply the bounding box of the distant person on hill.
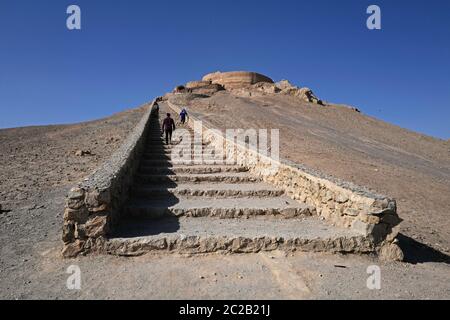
[180,108,188,125]
[162,113,176,145]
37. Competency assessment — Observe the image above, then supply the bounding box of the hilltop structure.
[173,71,323,105]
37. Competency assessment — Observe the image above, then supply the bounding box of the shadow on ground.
[397,233,450,264]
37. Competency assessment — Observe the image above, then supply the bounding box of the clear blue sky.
[1,0,449,139]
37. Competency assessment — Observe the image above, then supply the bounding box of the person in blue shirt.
[180,108,188,124]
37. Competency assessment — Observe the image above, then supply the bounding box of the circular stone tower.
[202,71,274,89]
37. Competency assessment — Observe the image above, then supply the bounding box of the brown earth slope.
[0,104,148,298]
[0,106,147,210]
[177,91,450,254]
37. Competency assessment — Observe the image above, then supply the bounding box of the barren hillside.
[0,105,147,210]
[0,104,148,299]
[177,90,450,254]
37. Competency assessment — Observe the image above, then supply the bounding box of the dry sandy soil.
[0,96,449,300]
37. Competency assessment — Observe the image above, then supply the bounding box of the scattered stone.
[379,242,404,262]
[74,150,92,157]
[275,80,295,90]
[105,136,121,144]
[252,82,280,94]
[274,80,324,104]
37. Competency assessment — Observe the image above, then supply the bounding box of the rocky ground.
[0,97,449,300]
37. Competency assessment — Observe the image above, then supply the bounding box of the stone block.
[379,242,404,262]
[63,207,89,223]
[62,240,85,258]
[85,214,108,238]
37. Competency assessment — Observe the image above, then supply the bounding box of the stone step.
[142,151,219,159]
[136,172,259,184]
[143,146,214,153]
[139,159,234,167]
[138,165,248,175]
[147,135,202,140]
[124,196,312,219]
[146,141,208,146]
[132,182,284,199]
[103,216,370,256]
[147,137,207,145]
[143,148,214,153]
[145,144,210,149]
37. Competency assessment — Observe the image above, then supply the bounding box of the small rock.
[379,242,404,262]
[105,136,121,144]
[199,275,205,279]
[74,150,92,157]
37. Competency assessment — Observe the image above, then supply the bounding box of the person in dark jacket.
[162,113,176,144]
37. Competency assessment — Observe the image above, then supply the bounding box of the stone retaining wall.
[168,100,403,258]
[62,100,159,257]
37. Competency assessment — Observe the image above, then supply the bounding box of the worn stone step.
[147,139,205,144]
[142,151,219,159]
[138,165,247,175]
[124,196,312,219]
[103,216,371,256]
[147,135,202,139]
[139,159,233,167]
[132,182,285,198]
[144,146,214,153]
[136,172,259,184]
[145,140,209,145]
[143,149,215,154]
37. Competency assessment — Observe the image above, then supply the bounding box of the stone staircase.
[103,105,372,256]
